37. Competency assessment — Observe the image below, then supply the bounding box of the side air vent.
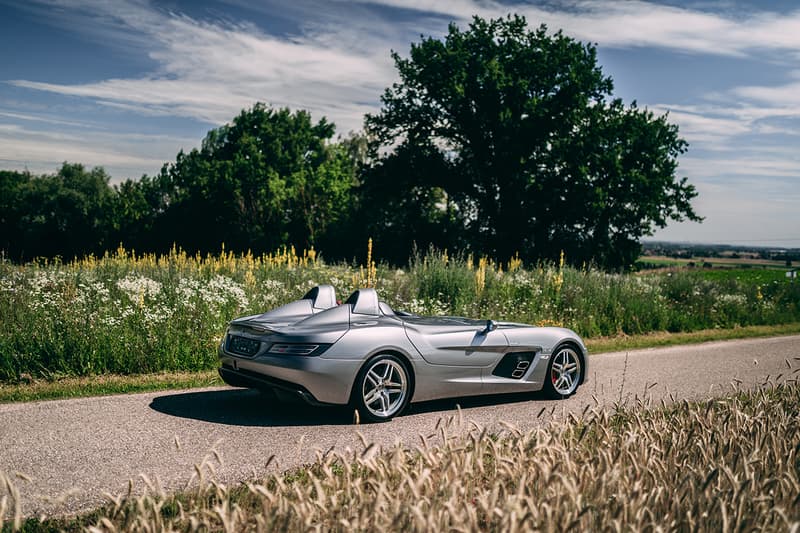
[492,351,536,379]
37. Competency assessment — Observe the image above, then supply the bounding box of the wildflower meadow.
[1,244,798,381]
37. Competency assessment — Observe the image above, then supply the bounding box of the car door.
[403,317,508,367]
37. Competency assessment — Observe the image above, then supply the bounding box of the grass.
[4,380,798,531]
[695,267,794,284]
[0,370,220,403]
[586,322,800,353]
[2,323,798,404]
[1,245,798,383]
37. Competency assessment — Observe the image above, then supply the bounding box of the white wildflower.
[262,279,285,291]
[117,275,162,301]
[718,294,747,306]
[208,275,249,309]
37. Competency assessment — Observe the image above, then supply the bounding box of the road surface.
[1,335,798,517]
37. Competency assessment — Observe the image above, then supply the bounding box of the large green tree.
[110,172,174,252]
[0,164,114,260]
[161,103,356,253]
[0,170,30,256]
[366,15,701,269]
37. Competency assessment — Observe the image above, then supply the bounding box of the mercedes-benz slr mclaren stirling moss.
[219,285,587,422]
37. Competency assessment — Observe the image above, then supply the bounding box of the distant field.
[639,255,789,269]
[638,256,796,285]
[695,268,794,284]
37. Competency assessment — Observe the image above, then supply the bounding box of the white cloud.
[664,153,800,246]
[7,0,399,133]
[679,155,800,180]
[11,0,800,138]
[0,122,196,180]
[648,106,750,146]
[647,101,800,151]
[732,80,800,107]
[355,0,800,57]
[0,110,93,128]
[652,180,800,247]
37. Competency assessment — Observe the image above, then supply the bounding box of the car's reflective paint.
[218,285,588,421]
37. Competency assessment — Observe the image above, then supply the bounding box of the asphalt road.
[1,335,798,517]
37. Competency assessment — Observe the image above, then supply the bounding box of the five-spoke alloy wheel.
[353,354,411,422]
[543,345,582,399]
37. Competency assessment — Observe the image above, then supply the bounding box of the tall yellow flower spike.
[553,250,565,295]
[353,238,378,289]
[475,256,488,294]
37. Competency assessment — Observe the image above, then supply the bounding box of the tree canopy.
[365,15,700,269]
[0,106,359,261]
[158,104,356,254]
[0,164,115,260]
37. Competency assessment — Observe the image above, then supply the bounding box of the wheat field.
[3,379,798,532]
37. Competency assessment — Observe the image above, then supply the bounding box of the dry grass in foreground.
[3,381,800,532]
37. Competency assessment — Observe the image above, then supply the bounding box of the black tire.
[352,354,412,423]
[542,344,583,399]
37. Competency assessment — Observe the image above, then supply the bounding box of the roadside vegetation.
[4,380,798,531]
[0,370,220,403]
[1,245,798,385]
[4,323,800,403]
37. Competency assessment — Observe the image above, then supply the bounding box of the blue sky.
[1,0,798,247]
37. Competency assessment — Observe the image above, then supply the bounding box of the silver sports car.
[218,285,588,422]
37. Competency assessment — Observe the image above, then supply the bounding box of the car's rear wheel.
[543,345,582,399]
[353,354,411,422]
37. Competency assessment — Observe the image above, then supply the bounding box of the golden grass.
[5,380,798,531]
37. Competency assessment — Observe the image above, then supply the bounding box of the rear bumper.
[218,365,325,405]
[218,347,362,405]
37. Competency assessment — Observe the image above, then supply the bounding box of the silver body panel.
[218,286,588,406]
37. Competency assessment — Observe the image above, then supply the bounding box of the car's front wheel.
[543,345,583,399]
[353,354,411,422]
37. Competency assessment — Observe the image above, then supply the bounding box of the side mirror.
[483,320,498,334]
